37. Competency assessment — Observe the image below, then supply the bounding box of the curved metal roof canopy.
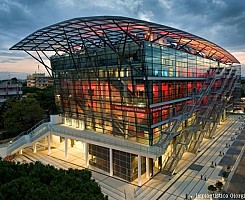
[10,16,239,64]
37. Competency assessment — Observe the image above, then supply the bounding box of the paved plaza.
[226,150,245,194]
[13,114,245,200]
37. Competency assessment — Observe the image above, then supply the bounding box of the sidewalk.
[226,150,245,193]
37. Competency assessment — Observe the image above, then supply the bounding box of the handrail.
[0,119,50,155]
[188,67,236,150]
[157,67,226,146]
[10,118,49,144]
[161,67,229,172]
[50,125,165,157]
[6,122,51,154]
[3,115,165,158]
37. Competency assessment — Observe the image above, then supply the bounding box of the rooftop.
[10,16,239,64]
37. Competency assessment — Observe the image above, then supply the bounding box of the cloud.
[154,0,245,49]
[0,0,244,76]
[233,52,245,64]
[0,58,22,63]
[0,0,33,31]
[159,0,172,9]
[1,0,244,50]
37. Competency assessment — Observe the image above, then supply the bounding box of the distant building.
[27,73,53,89]
[0,79,23,103]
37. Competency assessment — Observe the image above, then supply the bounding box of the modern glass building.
[10,16,241,185]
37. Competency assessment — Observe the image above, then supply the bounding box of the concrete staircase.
[0,119,51,158]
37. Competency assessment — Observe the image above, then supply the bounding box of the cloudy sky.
[0,0,244,79]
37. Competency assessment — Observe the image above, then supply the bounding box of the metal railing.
[50,125,165,157]
[161,67,227,172]
[7,122,51,154]
[10,119,49,144]
[1,119,50,154]
[157,67,226,146]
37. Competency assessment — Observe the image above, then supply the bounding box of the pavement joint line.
[26,150,65,169]
[97,176,110,184]
[190,118,245,197]
[189,180,206,199]
[223,138,245,191]
[155,115,240,200]
[136,182,166,198]
[169,175,194,197]
[21,154,35,163]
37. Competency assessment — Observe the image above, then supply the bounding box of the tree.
[207,185,217,193]
[241,88,245,97]
[215,181,223,191]
[226,165,231,172]
[223,171,229,178]
[0,161,107,200]
[10,77,18,83]
[0,101,8,130]
[3,97,43,137]
[23,86,57,115]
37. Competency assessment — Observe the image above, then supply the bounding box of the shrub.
[215,181,223,191]
[208,185,217,192]
[222,171,229,178]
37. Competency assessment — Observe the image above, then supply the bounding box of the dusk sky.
[0,0,244,79]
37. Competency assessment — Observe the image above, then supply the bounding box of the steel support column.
[138,155,142,186]
[65,138,68,161]
[48,134,51,155]
[146,156,150,179]
[85,142,89,167]
[33,142,37,154]
[109,148,113,176]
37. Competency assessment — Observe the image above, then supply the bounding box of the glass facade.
[89,144,110,172]
[51,41,234,146]
[88,144,146,181]
[144,42,217,78]
[113,149,146,181]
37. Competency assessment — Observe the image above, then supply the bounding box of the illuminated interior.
[51,41,238,146]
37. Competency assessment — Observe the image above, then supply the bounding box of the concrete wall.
[0,147,7,158]
[50,115,62,124]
